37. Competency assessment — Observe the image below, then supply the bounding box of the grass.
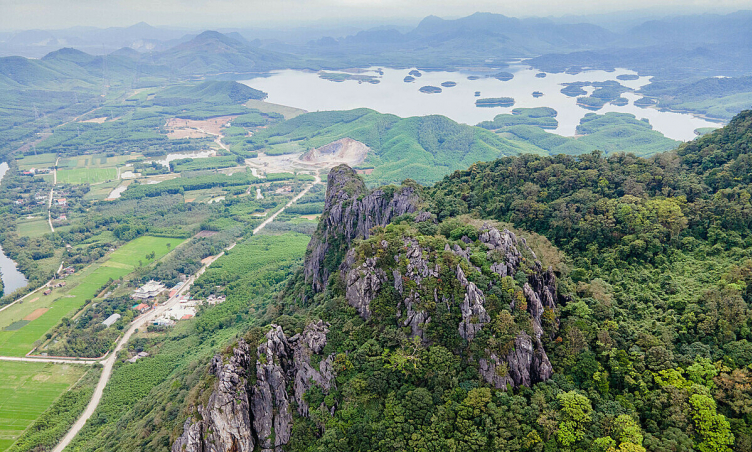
[57,168,118,185]
[83,180,123,201]
[0,236,184,357]
[15,219,50,238]
[59,154,136,169]
[14,154,57,171]
[0,361,87,451]
[245,99,306,119]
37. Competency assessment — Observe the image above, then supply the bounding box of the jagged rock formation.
[304,165,423,293]
[339,221,560,390]
[172,322,335,452]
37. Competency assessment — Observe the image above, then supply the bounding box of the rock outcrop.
[304,165,422,293]
[300,137,370,166]
[172,322,336,452]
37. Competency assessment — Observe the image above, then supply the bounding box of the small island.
[441,81,457,87]
[535,72,547,78]
[610,97,629,106]
[561,82,588,97]
[419,85,442,94]
[491,71,514,81]
[476,97,515,107]
[634,97,658,107]
[532,91,544,98]
[404,76,415,83]
[474,91,481,97]
[467,75,481,80]
[616,74,640,81]
[409,70,422,77]
[318,71,380,84]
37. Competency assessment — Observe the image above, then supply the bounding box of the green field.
[0,362,87,451]
[57,168,118,185]
[59,154,137,169]
[15,154,57,171]
[15,219,50,238]
[0,236,184,357]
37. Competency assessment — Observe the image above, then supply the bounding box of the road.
[51,171,322,452]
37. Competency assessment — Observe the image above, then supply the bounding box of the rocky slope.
[304,164,423,293]
[173,321,335,452]
[175,165,565,451]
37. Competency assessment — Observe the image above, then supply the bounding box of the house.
[153,318,175,327]
[128,351,149,363]
[132,280,166,300]
[169,281,185,298]
[56,198,67,206]
[132,303,150,313]
[14,199,24,205]
[206,294,226,305]
[180,314,194,320]
[43,289,52,295]
[102,313,121,327]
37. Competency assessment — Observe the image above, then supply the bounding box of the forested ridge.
[198,109,752,452]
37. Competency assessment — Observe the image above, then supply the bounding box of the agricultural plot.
[57,168,118,185]
[59,154,137,169]
[0,236,184,357]
[15,218,50,238]
[15,154,57,171]
[0,361,87,451]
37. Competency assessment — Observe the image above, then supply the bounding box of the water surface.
[0,162,29,295]
[242,65,719,141]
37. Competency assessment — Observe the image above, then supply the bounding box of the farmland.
[0,236,184,357]
[0,361,88,451]
[56,168,118,185]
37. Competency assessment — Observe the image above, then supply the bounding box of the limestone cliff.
[172,322,335,452]
[304,165,423,293]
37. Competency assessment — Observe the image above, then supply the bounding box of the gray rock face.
[456,265,491,341]
[304,165,422,293]
[345,257,386,320]
[172,323,336,452]
[479,332,552,389]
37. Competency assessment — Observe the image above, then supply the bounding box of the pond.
[241,65,719,141]
[0,162,29,296]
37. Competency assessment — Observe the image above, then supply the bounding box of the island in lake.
[441,81,457,87]
[476,97,515,107]
[611,97,629,106]
[409,70,422,77]
[419,85,442,94]
[474,91,481,97]
[319,71,380,84]
[535,72,547,78]
[404,76,415,83]
[532,91,544,98]
[616,74,640,81]
[467,75,480,80]
[634,97,658,107]
[491,71,514,81]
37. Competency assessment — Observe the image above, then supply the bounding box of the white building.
[132,280,166,300]
[102,313,121,327]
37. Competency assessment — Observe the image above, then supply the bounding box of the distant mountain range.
[2,10,752,84]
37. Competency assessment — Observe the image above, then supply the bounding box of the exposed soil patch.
[81,117,108,124]
[195,230,219,238]
[301,138,370,166]
[165,116,239,139]
[24,308,49,321]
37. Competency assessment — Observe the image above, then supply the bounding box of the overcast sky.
[2,0,751,31]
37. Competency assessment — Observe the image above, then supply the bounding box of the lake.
[241,65,719,142]
[0,162,29,296]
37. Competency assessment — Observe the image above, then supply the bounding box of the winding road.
[50,172,321,452]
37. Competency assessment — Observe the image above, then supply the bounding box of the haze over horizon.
[2,0,752,31]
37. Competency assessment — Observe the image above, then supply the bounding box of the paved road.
[51,171,322,452]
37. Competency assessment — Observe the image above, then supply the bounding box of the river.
[0,162,29,295]
[241,65,720,142]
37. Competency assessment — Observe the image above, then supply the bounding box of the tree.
[689,394,734,452]
[557,391,593,446]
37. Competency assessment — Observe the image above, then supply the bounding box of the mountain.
[155,31,294,75]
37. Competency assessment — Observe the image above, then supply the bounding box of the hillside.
[247,108,545,184]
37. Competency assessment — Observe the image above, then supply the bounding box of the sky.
[1,0,751,31]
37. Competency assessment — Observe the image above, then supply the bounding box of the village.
[129,279,225,328]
